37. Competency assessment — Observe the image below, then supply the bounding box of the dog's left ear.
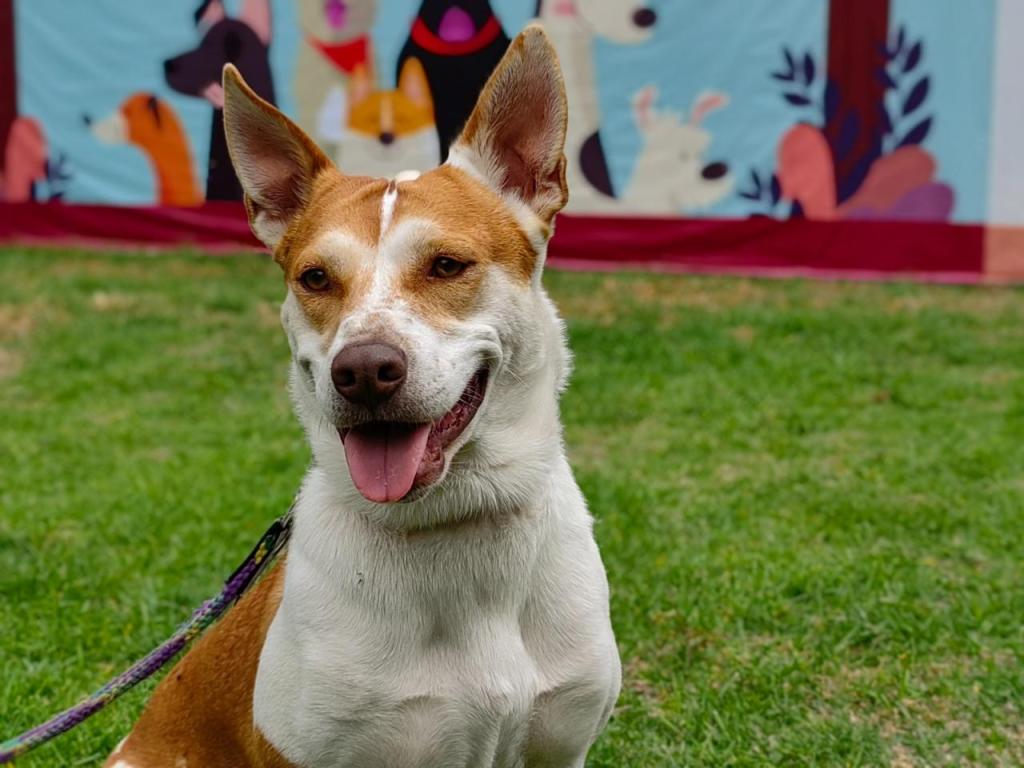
[222,63,331,250]
[449,25,568,227]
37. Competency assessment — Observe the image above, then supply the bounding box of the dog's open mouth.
[339,369,488,503]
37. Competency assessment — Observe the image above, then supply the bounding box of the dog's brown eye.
[430,256,467,279]
[299,268,330,291]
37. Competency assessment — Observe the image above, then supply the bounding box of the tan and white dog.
[104,25,620,768]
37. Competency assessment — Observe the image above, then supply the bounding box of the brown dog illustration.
[85,93,202,207]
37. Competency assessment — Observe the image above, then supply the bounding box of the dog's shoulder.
[105,561,293,768]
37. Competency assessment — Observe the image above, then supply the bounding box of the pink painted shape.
[776,124,837,220]
[884,182,954,221]
[438,7,476,43]
[839,146,935,218]
[3,117,47,203]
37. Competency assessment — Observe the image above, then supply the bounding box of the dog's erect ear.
[222,63,331,249]
[449,25,568,226]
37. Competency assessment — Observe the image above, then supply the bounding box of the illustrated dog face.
[164,0,273,107]
[631,86,732,210]
[575,0,657,44]
[223,27,570,524]
[341,58,439,177]
[85,94,176,151]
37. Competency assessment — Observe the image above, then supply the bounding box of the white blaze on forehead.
[379,179,399,239]
[379,171,422,240]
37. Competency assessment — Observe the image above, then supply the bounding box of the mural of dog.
[337,57,439,177]
[620,86,732,213]
[397,0,510,160]
[163,0,274,201]
[293,0,378,156]
[85,93,202,207]
[536,0,659,212]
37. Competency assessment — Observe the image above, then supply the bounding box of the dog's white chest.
[252,469,619,768]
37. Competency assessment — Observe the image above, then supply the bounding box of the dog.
[337,57,440,178]
[293,0,378,157]
[104,25,620,768]
[397,0,510,161]
[85,93,202,207]
[578,85,732,214]
[163,0,274,201]
[536,0,658,212]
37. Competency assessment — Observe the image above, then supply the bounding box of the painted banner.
[0,1,1020,280]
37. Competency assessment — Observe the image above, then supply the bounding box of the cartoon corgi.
[337,57,439,177]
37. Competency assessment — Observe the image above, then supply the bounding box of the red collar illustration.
[409,15,502,56]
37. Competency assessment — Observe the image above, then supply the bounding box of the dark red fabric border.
[0,202,985,282]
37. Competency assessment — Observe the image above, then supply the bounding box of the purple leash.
[0,507,293,764]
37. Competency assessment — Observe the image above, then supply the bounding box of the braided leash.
[0,506,294,764]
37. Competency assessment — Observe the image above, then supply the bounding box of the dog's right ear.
[222,63,331,250]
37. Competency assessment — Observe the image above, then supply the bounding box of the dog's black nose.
[332,342,407,407]
[702,161,728,180]
[633,7,657,28]
[379,131,395,146]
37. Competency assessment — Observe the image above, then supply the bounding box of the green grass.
[1,248,1023,767]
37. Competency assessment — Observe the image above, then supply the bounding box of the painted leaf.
[836,111,860,162]
[878,104,893,136]
[772,71,795,83]
[770,174,782,205]
[739,189,761,202]
[784,92,812,107]
[898,116,933,147]
[824,80,840,122]
[876,68,897,90]
[904,41,923,73]
[902,76,930,116]
[896,25,907,54]
[803,53,816,86]
[784,47,796,73]
[749,169,763,196]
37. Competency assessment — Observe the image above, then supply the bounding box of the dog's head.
[223,26,570,526]
[165,0,273,107]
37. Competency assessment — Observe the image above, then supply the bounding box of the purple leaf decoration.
[803,53,816,86]
[836,111,860,162]
[878,103,893,136]
[824,80,840,122]
[739,190,761,202]
[784,47,796,73]
[896,25,906,53]
[898,116,933,147]
[784,92,812,107]
[772,71,795,82]
[876,68,897,90]
[770,174,782,206]
[902,76,929,116]
[749,169,763,196]
[904,41,922,73]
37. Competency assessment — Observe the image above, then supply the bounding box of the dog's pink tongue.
[343,423,431,503]
[438,7,476,42]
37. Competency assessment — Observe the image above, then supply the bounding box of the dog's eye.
[299,268,330,291]
[430,256,467,279]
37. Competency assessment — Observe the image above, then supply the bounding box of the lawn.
[1,247,1023,767]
